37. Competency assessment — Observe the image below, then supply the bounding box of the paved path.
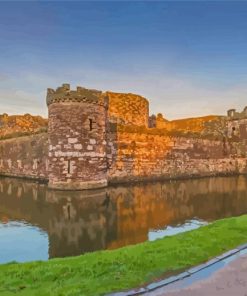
[147,253,247,296]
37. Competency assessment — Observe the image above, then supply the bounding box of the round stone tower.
[47,83,108,190]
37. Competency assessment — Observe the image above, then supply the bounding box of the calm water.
[1,175,247,264]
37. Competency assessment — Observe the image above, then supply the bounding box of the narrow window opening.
[89,118,93,131]
[67,160,71,174]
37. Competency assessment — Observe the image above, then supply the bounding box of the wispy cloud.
[1,68,247,120]
[0,89,46,116]
[69,68,247,119]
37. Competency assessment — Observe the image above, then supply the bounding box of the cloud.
[0,72,61,117]
[0,88,46,116]
[1,68,247,120]
[70,68,247,119]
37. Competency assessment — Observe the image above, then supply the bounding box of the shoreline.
[0,170,246,191]
[1,215,247,295]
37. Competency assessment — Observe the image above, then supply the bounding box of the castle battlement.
[227,106,247,120]
[46,83,107,107]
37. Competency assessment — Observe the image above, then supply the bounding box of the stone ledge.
[0,172,48,183]
[48,179,108,190]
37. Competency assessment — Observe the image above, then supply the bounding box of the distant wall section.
[107,125,247,183]
[107,92,149,127]
[0,133,48,180]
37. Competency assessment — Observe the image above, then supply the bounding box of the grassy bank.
[1,215,247,296]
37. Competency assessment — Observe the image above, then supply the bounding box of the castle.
[1,83,247,190]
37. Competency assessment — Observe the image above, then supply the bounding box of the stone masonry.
[47,84,108,190]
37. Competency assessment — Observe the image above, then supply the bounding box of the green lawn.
[1,215,247,296]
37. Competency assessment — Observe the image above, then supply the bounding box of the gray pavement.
[147,252,247,296]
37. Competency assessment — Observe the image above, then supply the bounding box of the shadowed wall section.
[0,133,48,180]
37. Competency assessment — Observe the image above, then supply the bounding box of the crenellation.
[227,106,247,119]
[46,83,107,107]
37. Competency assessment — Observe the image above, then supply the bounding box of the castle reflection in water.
[1,175,247,260]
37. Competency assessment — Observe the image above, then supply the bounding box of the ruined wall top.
[46,84,108,107]
[227,106,247,120]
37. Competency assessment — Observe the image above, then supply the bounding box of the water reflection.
[148,219,208,241]
[0,175,247,262]
[0,221,48,263]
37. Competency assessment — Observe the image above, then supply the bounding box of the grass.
[1,215,247,296]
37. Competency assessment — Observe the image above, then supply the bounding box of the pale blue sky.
[1,1,247,119]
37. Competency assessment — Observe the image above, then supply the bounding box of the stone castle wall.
[154,113,224,134]
[107,125,247,183]
[227,106,247,120]
[48,102,108,189]
[0,133,48,180]
[0,125,247,186]
[107,92,149,127]
[227,118,247,140]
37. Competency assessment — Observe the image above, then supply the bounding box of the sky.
[1,1,247,119]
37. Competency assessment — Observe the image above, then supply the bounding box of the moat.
[1,175,247,264]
